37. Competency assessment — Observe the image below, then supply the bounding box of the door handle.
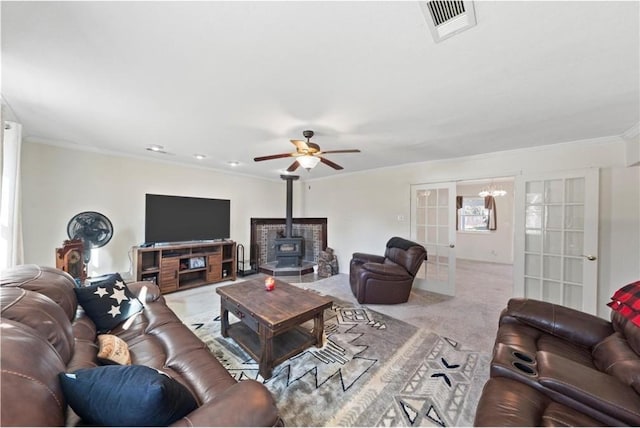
[582,254,597,261]
[449,244,455,248]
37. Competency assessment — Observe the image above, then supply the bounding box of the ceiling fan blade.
[319,157,344,170]
[290,139,310,151]
[287,160,300,172]
[254,153,294,162]
[318,149,361,155]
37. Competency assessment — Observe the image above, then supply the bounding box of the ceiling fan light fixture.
[253,129,359,172]
[298,155,320,170]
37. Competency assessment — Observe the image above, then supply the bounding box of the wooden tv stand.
[134,241,236,294]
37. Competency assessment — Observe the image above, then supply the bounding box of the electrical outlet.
[397,214,406,221]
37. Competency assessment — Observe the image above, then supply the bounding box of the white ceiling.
[2,1,639,180]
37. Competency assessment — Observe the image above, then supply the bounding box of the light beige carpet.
[184,292,490,426]
[166,261,513,426]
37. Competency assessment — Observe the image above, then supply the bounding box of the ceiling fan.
[254,130,361,172]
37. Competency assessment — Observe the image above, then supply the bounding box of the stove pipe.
[280,175,299,237]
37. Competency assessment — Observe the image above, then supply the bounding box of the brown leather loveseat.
[349,237,427,304]
[474,285,640,426]
[1,264,282,426]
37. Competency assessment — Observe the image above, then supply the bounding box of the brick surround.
[250,218,327,266]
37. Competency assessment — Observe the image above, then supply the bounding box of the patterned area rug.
[184,296,489,427]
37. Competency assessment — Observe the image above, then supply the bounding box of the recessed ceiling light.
[146,144,165,153]
[227,161,240,167]
[194,154,206,160]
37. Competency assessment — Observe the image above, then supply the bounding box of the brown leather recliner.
[349,237,427,304]
[474,296,640,426]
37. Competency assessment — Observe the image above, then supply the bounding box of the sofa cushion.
[612,310,640,358]
[74,281,143,333]
[0,287,75,364]
[1,320,68,427]
[495,322,597,369]
[474,377,607,426]
[501,298,613,349]
[0,264,78,320]
[58,365,198,426]
[592,332,640,394]
[384,238,427,276]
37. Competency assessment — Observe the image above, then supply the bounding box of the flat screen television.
[145,194,230,244]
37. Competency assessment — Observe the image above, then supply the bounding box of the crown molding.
[622,122,640,141]
[621,123,640,167]
[23,136,283,182]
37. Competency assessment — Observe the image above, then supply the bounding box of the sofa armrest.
[538,351,640,426]
[362,262,410,278]
[351,252,385,265]
[502,298,613,348]
[126,281,162,303]
[169,380,281,427]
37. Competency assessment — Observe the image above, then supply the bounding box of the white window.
[459,197,489,231]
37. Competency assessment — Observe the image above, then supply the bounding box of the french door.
[514,168,599,314]
[410,182,456,296]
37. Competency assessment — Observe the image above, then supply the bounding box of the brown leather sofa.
[474,297,640,426]
[349,237,427,304]
[0,264,282,427]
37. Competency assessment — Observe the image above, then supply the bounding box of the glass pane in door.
[411,182,456,296]
[516,170,597,313]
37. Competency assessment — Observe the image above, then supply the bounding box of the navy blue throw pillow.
[74,278,143,333]
[59,365,198,427]
[88,272,125,287]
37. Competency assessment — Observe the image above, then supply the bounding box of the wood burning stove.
[275,175,304,267]
[274,237,303,267]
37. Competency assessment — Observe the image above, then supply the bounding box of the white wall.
[20,142,287,276]
[302,137,640,317]
[455,181,514,264]
[627,139,640,166]
[598,165,640,313]
[19,137,640,318]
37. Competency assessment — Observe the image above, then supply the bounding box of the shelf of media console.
[135,240,237,293]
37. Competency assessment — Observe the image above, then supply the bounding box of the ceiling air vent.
[419,1,477,43]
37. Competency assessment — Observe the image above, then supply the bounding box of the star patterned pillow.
[87,272,127,288]
[75,276,143,333]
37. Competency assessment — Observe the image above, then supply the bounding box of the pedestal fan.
[67,211,114,263]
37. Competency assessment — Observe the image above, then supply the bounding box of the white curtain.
[1,120,24,269]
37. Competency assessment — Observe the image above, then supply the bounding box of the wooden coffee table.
[216,278,333,380]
